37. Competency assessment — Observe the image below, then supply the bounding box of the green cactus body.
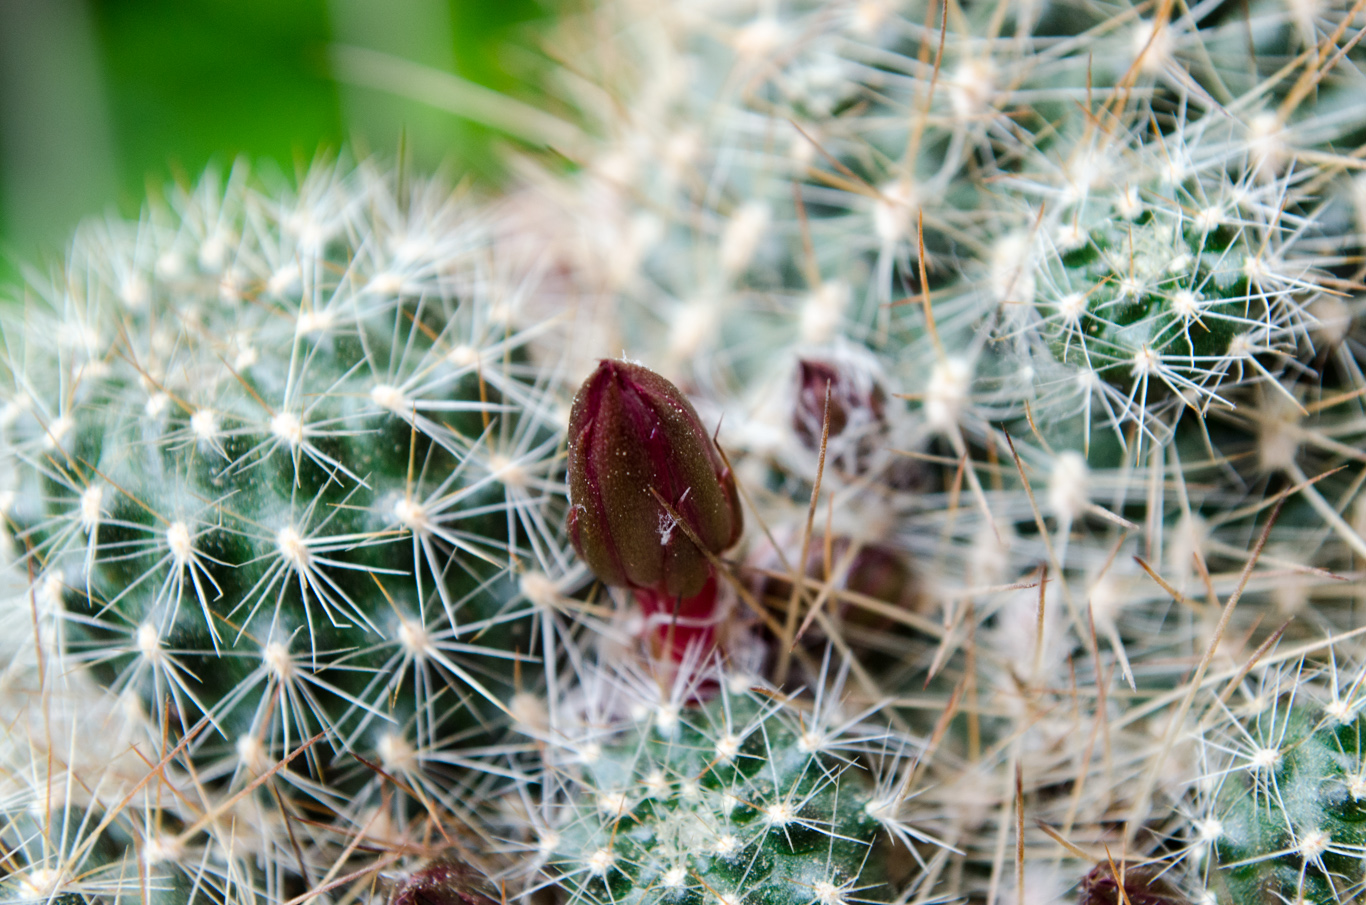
[547,687,885,905]
[1019,150,1298,425]
[1042,204,1245,383]
[1209,700,1366,905]
[0,163,554,775]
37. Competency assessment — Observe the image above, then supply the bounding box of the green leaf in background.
[0,0,552,288]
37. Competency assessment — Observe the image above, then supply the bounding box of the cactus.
[1196,672,1366,905]
[0,161,568,903]
[6,3,1366,905]
[539,671,890,905]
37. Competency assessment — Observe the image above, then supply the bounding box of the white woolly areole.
[198,232,230,271]
[1063,148,1112,204]
[1130,19,1173,73]
[851,0,894,36]
[218,271,243,303]
[813,881,847,905]
[393,497,431,535]
[268,263,301,297]
[764,800,796,827]
[45,415,75,450]
[1348,771,1366,801]
[40,572,65,608]
[1227,333,1255,360]
[377,733,416,772]
[397,618,433,659]
[1250,745,1281,771]
[1116,185,1143,219]
[925,358,971,434]
[509,691,548,732]
[119,274,150,308]
[1170,289,1201,319]
[1047,450,1089,521]
[733,16,783,59]
[79,485,104,531]
[366,271,405,297]
[1,391,31,427]
[276,526,311,569]
[643,768,669,798]
[262,641,294,680]
[950,57,997,117]
[874,179,919,245]
[655,703,680,736]
[489,453,528,488]
[234,346,259,370]
[447,343,481,367]
[236,734,269,771]
[295,308,334,336]
[1167,513,1208,582]
[136,623,162,661]
[1056,291,1086,324]
[1194,205,1223,233]
[969,520,1015,588]
[145,392,171,419]
[1298,828,1331,858]
[1308,296,1352,348]
[597,791,630,815]
[586,848,615,875]
[190,408,218,441]
[519,571,559,610]
[1257,394,1303,473]
[167,521,194,565]
[1087,573,1125,629]
[720,201,770,279]
[1130,346,1161,379]
[155,251,183,280]
[801,280,850,344]
[17,868,63,899]
[990,233,1037,305]
[270,411,305,447]
[142,835,185,867]
[798,728,828,754]
[1248,111,1285,165]
[370,383,409,413]
[669,298,720,363]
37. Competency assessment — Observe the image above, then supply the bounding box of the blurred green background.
[0,0,555,285]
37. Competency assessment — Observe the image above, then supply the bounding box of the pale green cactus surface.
[5,3,1366,905]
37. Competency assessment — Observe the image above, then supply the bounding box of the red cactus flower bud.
[567,360,743,599]
[793,357,889,476]
[390,860,498,905]
[1078,861,1189,905]
[636,569,726,661]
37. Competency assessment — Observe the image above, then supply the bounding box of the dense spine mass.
[1,165,553,758]
[4,3,1366,905]
[1,164,567,903]
[546,684,884,905]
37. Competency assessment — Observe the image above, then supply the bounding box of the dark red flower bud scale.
[567,360,742,601]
